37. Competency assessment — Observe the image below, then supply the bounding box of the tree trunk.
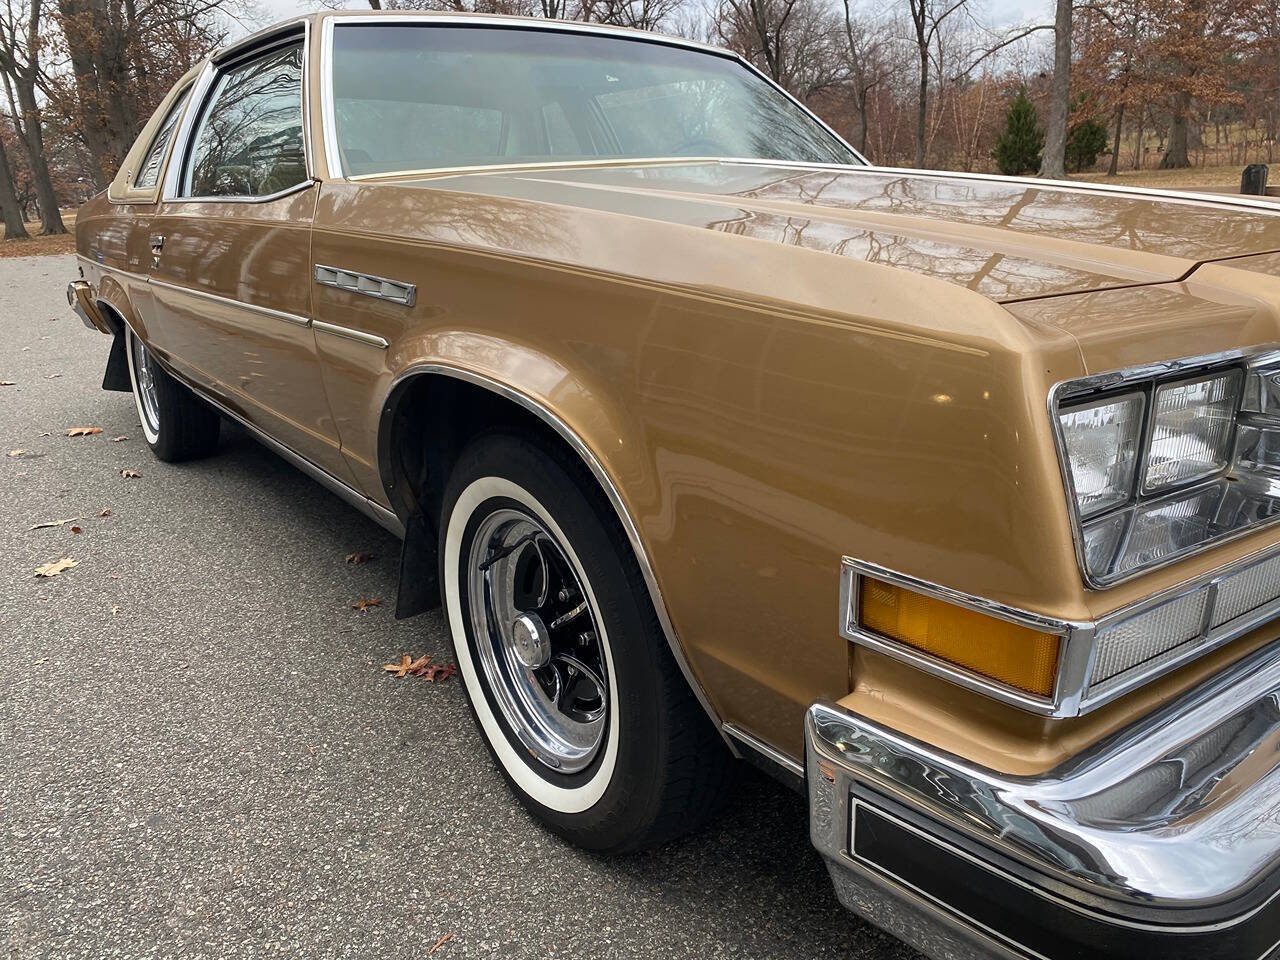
[12,79,64,234]
[0,133,28,239]
[1160,90,1191,168]
[915,47,928,168]
[1107,102,1124,176]
[1039,0,1072,178]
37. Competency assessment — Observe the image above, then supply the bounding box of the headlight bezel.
[1051,347,1279,590]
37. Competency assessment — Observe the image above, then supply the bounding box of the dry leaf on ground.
[35,557,77,578]
[99,508,112,517]
[383,653,413,676]
[30,517,78,530]
[345,551,376,565]
[0,380,14,386]
[110,604,119,615]
[351,596,382,613]
[111,435,128,442]
[44,373,61,380]
[421,664,457,683]
[65,426,102,437]
[428,933,453,955]
[120,469,141,478]
[70,526,82,534]
[8,448,29,458]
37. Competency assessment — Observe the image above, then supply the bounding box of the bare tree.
[0,0,63,233]
[906,0,969,167]
[1038,0,1071,177]
[841,0,887,154]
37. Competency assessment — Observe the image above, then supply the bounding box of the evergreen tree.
[1065,119,1109,173]
[992,90,1044,176]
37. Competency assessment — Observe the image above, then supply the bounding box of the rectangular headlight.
[1058,393,1144,518]
[1143,370,1241,493]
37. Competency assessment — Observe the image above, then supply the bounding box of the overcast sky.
[248,0,1051,35]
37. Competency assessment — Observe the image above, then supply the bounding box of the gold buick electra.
[68,12,1280,960]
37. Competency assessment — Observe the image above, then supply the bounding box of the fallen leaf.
[345,551,376,565]
[421,663,457,684]
[99,508,112,517]
[34,657,47,665]
[30,517,78,530]
[119,469,141,478]
[351,596,381,613]
[111,435,128,443]
[303,742,316,757]
[44,373,61,380]
[65,426,102,437]
[110,604,120,615]
[70,525,82,534]
[0,380,14,385]
[383,654,413,677]
[428,933,453,955]
[7,448,28,458]
[38,431,50,437]
[34,557,77,578]
[406,655,432,676]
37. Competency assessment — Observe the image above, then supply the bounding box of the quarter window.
[183,42,307,198]
[134,89,190,189]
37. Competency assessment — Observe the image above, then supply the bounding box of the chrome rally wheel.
[126,327,161,444]
[123,325,220,462]
[441,432,732,853]
[466,508,611,775]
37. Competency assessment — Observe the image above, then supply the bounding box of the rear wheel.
[125,327,220,462]
[440,432,732,852]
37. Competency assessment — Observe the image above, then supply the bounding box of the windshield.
[329,24,858,176]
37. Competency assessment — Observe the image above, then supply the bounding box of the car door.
[146,33,358,487]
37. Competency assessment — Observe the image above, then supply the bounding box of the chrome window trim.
[318,14,866,181]
[312,319,389,349]
[150,277,311,327]
[841,548,1280,717]
[164,23,313,204]
[1049,345,1280,590]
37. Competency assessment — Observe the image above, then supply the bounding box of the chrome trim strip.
[383,362,729,743]
[150,278,311,327]
[722,723,803,779]
[77,254,150,285]
[312,319,389,349]
[318,15,866,181]
[314,264,415,307]
[1048,345,1280,590]
[173,363,402,537]
[170,178,317,206]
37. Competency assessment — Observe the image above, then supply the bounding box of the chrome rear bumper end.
[67,280,110,334]
[807,641,1280,959]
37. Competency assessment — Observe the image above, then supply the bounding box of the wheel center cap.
[510,612,551,669]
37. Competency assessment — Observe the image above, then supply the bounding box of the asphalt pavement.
[1,254,922,960]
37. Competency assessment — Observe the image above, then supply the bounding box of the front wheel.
[440,432,731,852]
[125,327,220,462]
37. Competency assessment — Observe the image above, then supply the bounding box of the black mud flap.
[395,509,441,619]
[102,332,131,392]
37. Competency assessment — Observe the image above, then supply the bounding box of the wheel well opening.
[382,373,571,533]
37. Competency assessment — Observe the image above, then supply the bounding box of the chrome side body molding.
[314,264,416,307]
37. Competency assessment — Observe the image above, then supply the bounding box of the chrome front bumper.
[807,641,1280,960]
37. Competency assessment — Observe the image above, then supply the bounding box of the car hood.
[409,160,1280,303]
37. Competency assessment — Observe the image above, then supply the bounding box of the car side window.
[134,89,190,189]
[183,42,306,198]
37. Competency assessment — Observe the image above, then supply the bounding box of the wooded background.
[3,0,1276,240]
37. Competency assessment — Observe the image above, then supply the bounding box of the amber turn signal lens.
[859,578,1060,697]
